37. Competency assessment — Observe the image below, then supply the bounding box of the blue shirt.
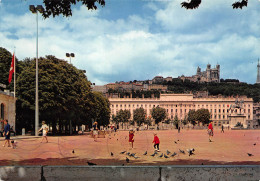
[4,123,10,133]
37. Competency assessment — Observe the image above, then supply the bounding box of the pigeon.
[117,139,118,141]
[72,150,75,154]
[164,154,169,158]
[177,140,180,141]
[133,156,140,159]
[154,151,158,154]
[171,152,177,157]
[159,153,163,158]
[87,161,96,165]
[126,157,130,163]
[151,153,156,157]
[143,151,147,155]
[111,152,114,156]
[126,152,131,156]
[187,149,195,156]
[166,150,171,155]
[174,141,178,144]
[179,149,185,154]
[130,153,136,157]
[253,143,256,146]
[120,151,126,154]
[247,153,253,156]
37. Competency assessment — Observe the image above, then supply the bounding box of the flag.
[8,53,15,84]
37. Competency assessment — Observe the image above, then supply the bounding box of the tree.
[116,109,131,129]
[16,55,92,134]
[173,115,179,129]
[196,108,210,125]
[151,106,167,125]
[42,0,105,18]
[181,0,248,10]
[133,107,146,126]
[187,110,197,125]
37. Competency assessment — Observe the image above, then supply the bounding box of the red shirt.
[208,123,213,130]
[153,136,160,144]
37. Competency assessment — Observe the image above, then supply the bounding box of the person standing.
[3,120,11,147]
[152,133,160,152]
[93,122,98,142]
[38,121,49,143]
[221,125,224,133]
[208,121,214,142]
[129,129,134,149]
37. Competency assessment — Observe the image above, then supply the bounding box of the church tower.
[257,59,260,84]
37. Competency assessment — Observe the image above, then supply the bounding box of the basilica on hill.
[179,64,220,83]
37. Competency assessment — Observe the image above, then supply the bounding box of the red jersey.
[208,123,213,130]
[153,135,160,144]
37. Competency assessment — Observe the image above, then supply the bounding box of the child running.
[152,133,160,152]
[129,129,134,149]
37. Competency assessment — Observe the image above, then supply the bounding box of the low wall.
[0,165,259,181]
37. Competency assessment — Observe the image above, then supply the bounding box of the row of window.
[111,104,251,108]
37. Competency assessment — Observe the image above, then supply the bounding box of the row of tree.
[0,47,110,134]
[111,106,210,128]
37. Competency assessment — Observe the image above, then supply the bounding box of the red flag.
[8,53,15,84]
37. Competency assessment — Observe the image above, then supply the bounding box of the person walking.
[208,121,214,142]
[38,121,49,143]
[221,125,224,133]
[3,120,11,147]
[93,122,98,142]
[129,129,134,149]
[152,133,160,152]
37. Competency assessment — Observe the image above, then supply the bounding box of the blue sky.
[0,0,259,85]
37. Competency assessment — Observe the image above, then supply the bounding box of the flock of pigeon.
[118,147,196,163]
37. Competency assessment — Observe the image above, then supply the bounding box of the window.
[171,109,173,113]
[215,109,216,113]
[223,115,225,119]
[248,109,250,113]
[223,109,225,113]
[214,115,216,119]
[120,104,122,107]
[116,104,118,107]
[219,115,221,119]
[219,109,221,113]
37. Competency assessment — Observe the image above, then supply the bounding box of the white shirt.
[41,124,49,135]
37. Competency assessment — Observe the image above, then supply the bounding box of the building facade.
[109,94,254,128]
[0,90,16,131]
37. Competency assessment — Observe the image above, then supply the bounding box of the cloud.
[0,0,259,85]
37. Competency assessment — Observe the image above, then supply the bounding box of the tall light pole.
[29,5,44,136]
[66,53,75,64]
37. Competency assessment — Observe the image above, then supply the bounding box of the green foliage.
[164,118,171,124]
[133,107,146,126]
[173,115,179,128]
[42,0,105,18]
[151,106,167,125]
[14,55,110,133]
[116,109,131,123]
[195,108,210,125]
[187,110,197,125]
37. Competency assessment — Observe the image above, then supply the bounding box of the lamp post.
[29,5,44,136]
[66,53,75,64]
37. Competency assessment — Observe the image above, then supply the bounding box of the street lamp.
[29,5,44,136]
[66,53,75,64]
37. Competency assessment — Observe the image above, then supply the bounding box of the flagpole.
[14,48,16,98]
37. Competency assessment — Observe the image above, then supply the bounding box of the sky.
[0,0,259,85]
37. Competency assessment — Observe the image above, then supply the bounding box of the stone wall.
[0,165,259,181]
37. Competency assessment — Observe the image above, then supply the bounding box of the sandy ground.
[0,129,259,166]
